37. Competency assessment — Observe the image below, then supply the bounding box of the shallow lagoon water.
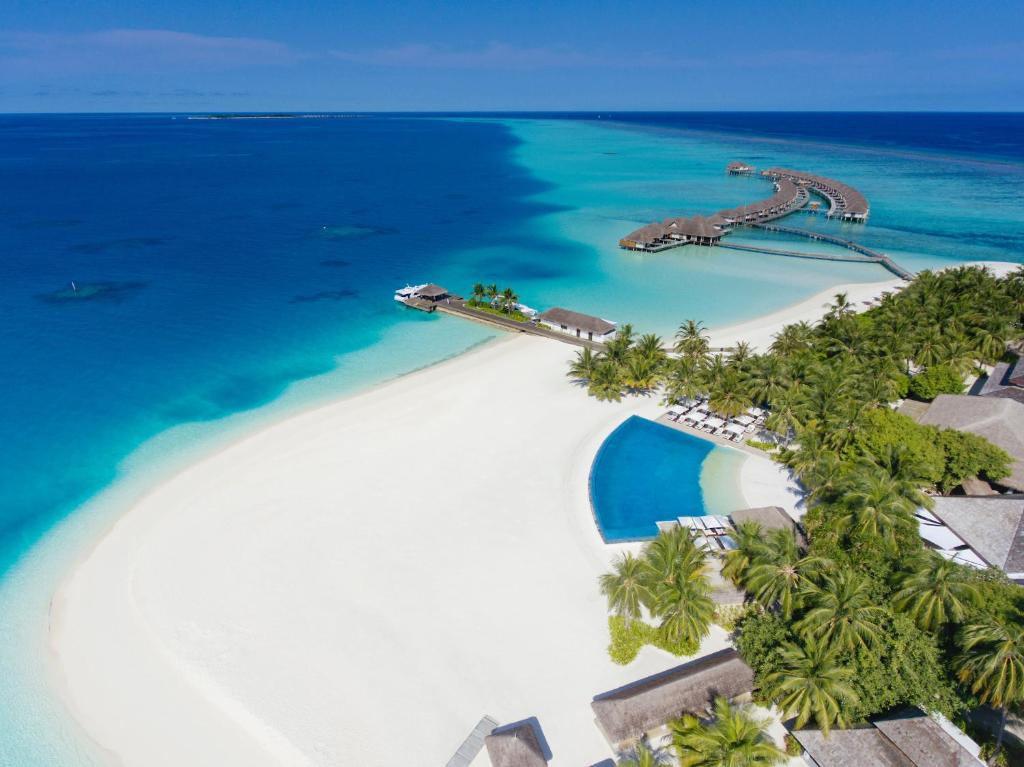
[0,113,1022,764]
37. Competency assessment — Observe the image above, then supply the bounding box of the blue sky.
[1,0,1022,112]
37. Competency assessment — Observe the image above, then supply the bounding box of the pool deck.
[653,413,774,459]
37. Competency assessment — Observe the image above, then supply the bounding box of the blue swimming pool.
[589,416,748,542]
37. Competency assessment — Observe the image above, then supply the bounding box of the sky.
[1,0,1022,113]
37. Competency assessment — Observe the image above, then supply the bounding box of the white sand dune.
[51,336,735,767]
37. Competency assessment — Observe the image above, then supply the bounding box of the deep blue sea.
[1,112,1022,764]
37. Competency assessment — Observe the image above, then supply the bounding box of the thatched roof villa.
[590,648,754,749]
[976,355,1024,404]
[918,394,1024,492]
[791,707,984,766]
[484,722,549,767]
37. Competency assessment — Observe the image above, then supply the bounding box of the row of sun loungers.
[656,515,739,551]
[664,400,766,443]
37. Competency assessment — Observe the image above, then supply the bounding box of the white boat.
[394,283,427,303]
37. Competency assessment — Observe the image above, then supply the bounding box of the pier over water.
[620,162,911,280]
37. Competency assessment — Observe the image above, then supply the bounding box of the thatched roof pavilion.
[591,648,754,747]
[484,722,548,767]
[415,283,450,300]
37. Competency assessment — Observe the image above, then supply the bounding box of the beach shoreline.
[45,259,1019,766]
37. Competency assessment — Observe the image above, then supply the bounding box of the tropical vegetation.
[672,697,786,766]
[589,266,1024,759]
[466,282,530,321]
[600,527,715,661]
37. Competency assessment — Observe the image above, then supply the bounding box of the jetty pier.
[619,162,912,280]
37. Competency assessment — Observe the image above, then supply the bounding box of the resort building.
[918,395,1024,492]
[726,161,756,175]
[537,307,617,342]
[484,722,549,767]
[975,354,1024,404]
[590,648,754,751]
[415,283,451,302]
[791,707,984,766]
[760,167,870,222]
[729,506,806,547]
[618,173,810,252]
[917,496,1024,581]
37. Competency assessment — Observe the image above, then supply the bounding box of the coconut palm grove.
[587,265,1024,766]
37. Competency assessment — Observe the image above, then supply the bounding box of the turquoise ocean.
[0,113,1022,764]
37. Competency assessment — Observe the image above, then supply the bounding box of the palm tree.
[956,616,1024,764]
[663,357,707,406]
[500,287,518,314]
[745,529,826,620]
[599,552,653,624]
[721,522,766,586]
[676,319,711,360]
[730,341,753,366]
[835,469,920,546]
[795,569,886,651]
[485,283,499,304]
[636,333,667,365]
[567,347,599,383]
[744,355,787,407]
[589,362,624,402]
[892,555,981,632]
[770,321,813,357]
[654,575,715,648]
[765,637,859,735]
[470,282,485,306]
[709,370,753,419]
[622,356,660,393]
[617,742,671,767]
[671,697,786,767]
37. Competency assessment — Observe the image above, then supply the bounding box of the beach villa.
[916,496,1024,581]
[537,307,617,342]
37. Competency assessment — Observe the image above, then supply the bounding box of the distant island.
[187,113,364,120]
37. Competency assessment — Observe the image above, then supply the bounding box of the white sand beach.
[51,335,737,767]
[48,259,1019,767]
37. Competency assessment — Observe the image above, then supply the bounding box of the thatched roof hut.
[416,283,449,300]
[591,648,754,746]
[484,722,548,767]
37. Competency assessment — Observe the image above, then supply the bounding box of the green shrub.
[938,428,1012,492]
[909,364,964,401]
[713,604,747,632]
[891,372,910,399]
[851,409,944,485]
[784,734,803,757]
[745,440,777,452]
[649,626,699,658]
[607,616,647,665]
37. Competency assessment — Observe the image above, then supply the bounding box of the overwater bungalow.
[726,161,756,175]
[415,283,451,302]
[537,307,616,342]
[590,648,754,750]
[760,167,870,222]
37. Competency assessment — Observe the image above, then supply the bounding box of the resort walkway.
[751,223,914,280]
[435,299,606,351]
[445,715,499,767]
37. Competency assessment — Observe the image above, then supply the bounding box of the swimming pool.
[589,416,748,542]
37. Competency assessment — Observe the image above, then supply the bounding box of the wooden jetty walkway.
[445,715,499,767]
[719,242,880,265]
[751,223,914,280]
[425,298,607,351]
